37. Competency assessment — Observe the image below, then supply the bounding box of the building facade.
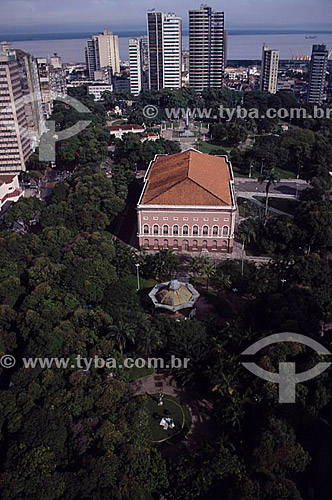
[260,45,279,94]
[137,149,236,254]
[189,5,225,91]
[0,49,32,173]
[147,11,182,90]
[307,44,328,104]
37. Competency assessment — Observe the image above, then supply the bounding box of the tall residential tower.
[189,5,225,91]
[147,11,182,90]
[260,45,279,94]
[85,29,120,80]
[307,44,328,104]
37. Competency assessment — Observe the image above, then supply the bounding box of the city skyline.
[1,0,332,33]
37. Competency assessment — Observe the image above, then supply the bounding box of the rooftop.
[140,149,234,207]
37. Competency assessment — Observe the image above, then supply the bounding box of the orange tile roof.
[141,149,233,206]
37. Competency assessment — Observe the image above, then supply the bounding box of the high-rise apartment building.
[129,36,149,95]
[260,45,279,94]
[36,58,53,118]
[85,29,120,80]
[147,11,182,90]
[129,38,142,96]
[307,44,328,104]
[15,49,44,147]
[189,5,225,91]
[0,48,32,173]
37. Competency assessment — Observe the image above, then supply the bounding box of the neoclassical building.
[137,149,236,253]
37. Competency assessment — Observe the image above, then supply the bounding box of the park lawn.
[125,275,158,290]
[196,140,228,154]
[254,196,299,215]
[146,394,192,443]
[128,365,154,381]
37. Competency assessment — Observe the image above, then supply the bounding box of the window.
[182,239,189,251]
[203,217,209,221]
[212,226,218,236]
[212,240,218,250]
[193,225,199,235]
[222,226,229,236]
[193,217,198,221]
[163,239,168,249]
[173,225,179,235]
[202,240,208,250]
[183,225,189,236]
[153,225,159,235]
[163,224,169,235]
[183,217,188,221]
[193,239,198,250]
[163,217,168,220]
[221,240,228,251]
[173,239,178,249]
[144,239,149,249]
[154,239,159,249]
[143,224,149,235]
[202,225,209,236]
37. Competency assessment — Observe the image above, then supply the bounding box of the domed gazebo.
[149,280,200,317]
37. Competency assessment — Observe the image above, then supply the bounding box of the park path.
[131,370,215,452]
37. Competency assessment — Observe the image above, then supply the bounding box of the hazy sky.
[1,0,332,33]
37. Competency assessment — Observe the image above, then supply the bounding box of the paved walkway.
[131,371,215,452]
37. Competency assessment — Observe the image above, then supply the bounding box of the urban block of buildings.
[137,149,236,254]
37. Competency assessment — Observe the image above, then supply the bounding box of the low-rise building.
[0,174,23,210]
[108,123,145,139]
[87,83,113,101]
[137,149,236,254]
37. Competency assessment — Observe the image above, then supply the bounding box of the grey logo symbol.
[3,92,92,162]
[241,332,331,403]
[39,95,92,161]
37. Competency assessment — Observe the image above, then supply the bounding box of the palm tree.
[202,263,216,290]
[108,320,137,354]
[258,167,280,218]
[237,220,257,276]
[189,255,210,281]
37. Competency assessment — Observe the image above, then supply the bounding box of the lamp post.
[260,158,265,175]
[135,263,140,291]
[297,164,303,179]
[249,164,253,178]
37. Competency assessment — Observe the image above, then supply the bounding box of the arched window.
[163,239,168,249]
[202,225,209,236]
[143,224,149,235]
[154,239,159,249]
[144,239,149,249]
[221,240,228,251]
[153,224,159,235]
[163,224,169,235]
[173,224,179,235]
[222,225,229,236]
[202,240,208,250]
[183,225,189,236]
[182,239,189,251]
[193,225,199,236]
[173,239,178,249]
[193,239,198,250]
[212,240,218,250]
[212,226,218,236]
